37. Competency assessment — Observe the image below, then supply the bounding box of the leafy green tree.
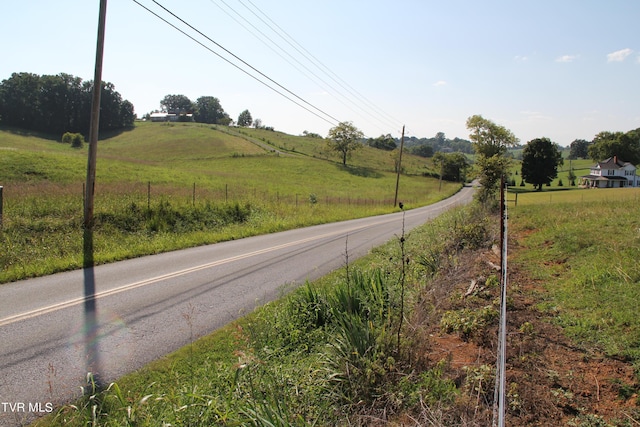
[588,130,640,165]
[194,96,229,124]
[367,134,397,151]
[0,72,133,135]
[466,115,518,203]
[432,152,470,182]
[326,121,364,166]
[568,139,590,159]
[160,94,194,114]
[0,72,41,129]
[410,144,434,158]
[521,137,564,191]
[237,109,253,127]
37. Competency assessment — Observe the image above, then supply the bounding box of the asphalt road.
[0,185,474,426]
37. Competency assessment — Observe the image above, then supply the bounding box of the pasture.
[0,122,460,283]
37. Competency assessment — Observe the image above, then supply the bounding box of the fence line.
[493,179,509,427]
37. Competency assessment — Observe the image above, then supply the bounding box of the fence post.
[0,185,3,228]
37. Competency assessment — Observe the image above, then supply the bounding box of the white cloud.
[433,80,447,87]
[607,48,633,62]
[514,55,528,62]
[556,54,578,63]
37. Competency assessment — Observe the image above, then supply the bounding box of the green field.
[0,122,460,283]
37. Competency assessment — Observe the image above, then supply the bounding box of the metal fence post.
[0,186,3,228]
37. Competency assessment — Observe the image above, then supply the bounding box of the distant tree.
[0,72,133,135]
[253,118,263,129]
[466,114,518,204]
[568,139,590,159]
[367,134,397,151]
[194,96,229,124]
[326,121,364,166]
[0,72,41,130]
[588,130,640,165]
[411,144,434,158]
[521,137,564,191]
[160,94,194,114]
[432,152,470,182]
[434,131,446,146]
[302,130,322,138]
[237,109,253,127]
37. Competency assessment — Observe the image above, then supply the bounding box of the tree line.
[0,72,135,135]
[568,128,640,165]
[153,94,268,129]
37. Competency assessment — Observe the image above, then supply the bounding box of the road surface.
[0,185,474,426]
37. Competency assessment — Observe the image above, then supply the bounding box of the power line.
[207,0,369,125]
[208,0,398,136]
[238,0,404,133]
[132,0,341,127]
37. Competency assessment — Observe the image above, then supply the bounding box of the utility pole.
[393,125,405,207]
[84,0,108,229]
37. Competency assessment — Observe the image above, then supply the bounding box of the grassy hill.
[0,122,461,283]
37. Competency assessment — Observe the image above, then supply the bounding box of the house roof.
[580,174,628,181]
[595,156,633,169]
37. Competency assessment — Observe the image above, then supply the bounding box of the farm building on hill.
[580,156,640,188]
[149,112,178,122]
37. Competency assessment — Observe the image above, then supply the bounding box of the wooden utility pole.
[393,125,405,207]
[84,0,108,229]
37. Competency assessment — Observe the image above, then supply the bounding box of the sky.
[1,0,639,146]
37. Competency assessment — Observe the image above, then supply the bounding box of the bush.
[61,132,85,148]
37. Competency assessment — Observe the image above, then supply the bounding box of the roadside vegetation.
[33,188,640,426]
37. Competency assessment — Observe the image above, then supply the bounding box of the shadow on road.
[83,227,104,390]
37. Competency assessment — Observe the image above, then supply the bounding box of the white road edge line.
[0,217,395,327]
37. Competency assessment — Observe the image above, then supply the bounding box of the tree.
[194,96,229,124]
[160,94,194,114]
[367,134,397,151]
[588,130,640,165]
[466,115,518,157]
[466,115,519,204]
[568,139,590,159]
[0,72,134,135]
[237,109,253,127]
[521,137,564,191]
[326,121,364,166]
[432,152,470,182]
[411,144,434,158]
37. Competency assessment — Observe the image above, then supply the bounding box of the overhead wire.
[207,0,393,136]
[230,0,401,135]
[131,0,341,126]
[238,0,405,134]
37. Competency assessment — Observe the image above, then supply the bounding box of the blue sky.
[2,0,639,145]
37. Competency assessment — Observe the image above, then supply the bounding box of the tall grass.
[510,196,640,363]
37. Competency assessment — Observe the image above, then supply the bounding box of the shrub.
[61,132,85,148]
[440,305,499,340]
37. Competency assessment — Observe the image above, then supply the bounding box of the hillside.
[0,122,462,283]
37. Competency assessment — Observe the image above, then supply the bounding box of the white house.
[149,112,178,122]
[581,156,640,188]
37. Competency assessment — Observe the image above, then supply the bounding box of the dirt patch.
[410,234,639,426]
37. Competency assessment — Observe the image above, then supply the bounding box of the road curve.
[0,185,474,426]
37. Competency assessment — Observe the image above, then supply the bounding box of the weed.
[440,306,499,341]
